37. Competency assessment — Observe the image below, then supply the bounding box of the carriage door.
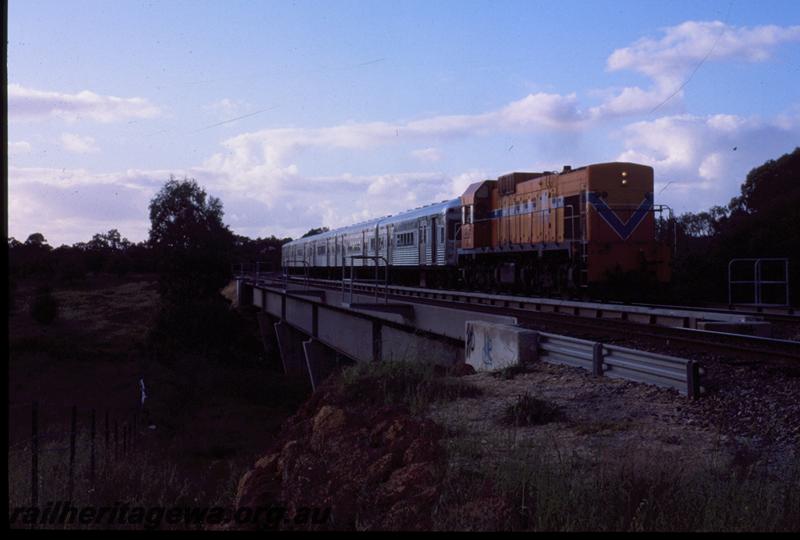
[419,219,428,266]
[430,217,437,265]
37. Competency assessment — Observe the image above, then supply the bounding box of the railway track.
[623,301,800,324]
[242,273,800,363]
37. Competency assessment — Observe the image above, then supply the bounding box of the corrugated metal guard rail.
[537,331,705,398]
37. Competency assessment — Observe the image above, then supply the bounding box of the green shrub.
[339,360,481,413]
[501,393,563,427]
[8,277,16,315]
[30,286,59,324]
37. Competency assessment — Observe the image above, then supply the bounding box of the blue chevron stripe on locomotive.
[588,192,653,240]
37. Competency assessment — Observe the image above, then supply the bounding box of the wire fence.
[9,400,150,526]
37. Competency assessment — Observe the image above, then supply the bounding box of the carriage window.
[396,232,414,247]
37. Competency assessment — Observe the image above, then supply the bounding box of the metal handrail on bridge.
[233,261,276,283]
[728,258,790,307]
[342,255,390,305]
[282,259,311,291]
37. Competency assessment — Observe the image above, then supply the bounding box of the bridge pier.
[302,338,340,391]
[237,281,254,307]
[274,320,311,380]
[255,312,280,360]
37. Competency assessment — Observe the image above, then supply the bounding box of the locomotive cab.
[460,180,495,250]
[585,163,670,285]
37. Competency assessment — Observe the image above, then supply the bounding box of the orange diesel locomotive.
[458,162,671,292]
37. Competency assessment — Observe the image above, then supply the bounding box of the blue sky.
[8,0,800,245]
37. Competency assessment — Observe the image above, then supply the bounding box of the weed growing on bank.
[339,360,481,414]
[434,435,800,531]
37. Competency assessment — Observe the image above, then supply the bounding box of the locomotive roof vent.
[562,165,572,173]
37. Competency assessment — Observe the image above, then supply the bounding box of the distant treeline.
[8,229,291,284]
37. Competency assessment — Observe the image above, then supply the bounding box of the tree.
[149,176,229,249]
[146,177,237,363]
[281,225,326,272]
[728,147,800,216]
[25,233,50,249]
[302,226,329,238]
[148,176,235,300]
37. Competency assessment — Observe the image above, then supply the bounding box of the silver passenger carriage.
[282,199,462,274]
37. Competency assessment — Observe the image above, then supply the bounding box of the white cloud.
[608,21,800,81]
[9,141,32,155]
[497,92,588,130]
[8,83,161,123]
[204,91,589,182]
[61,133,100,154]
[617,111,800,211]
[8,167,169,245]
[411,147,443,163]
[594,21,800,117]
[204,98,254,124]
[450,170,490,198]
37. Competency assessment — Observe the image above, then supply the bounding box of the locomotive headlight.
[621,171,628,185]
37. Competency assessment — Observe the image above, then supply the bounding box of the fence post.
[592,343,604,377]
[104,411,109,472]
[90,409,96,487]
[31,401,39,515]
[68,405,77,501]
[687,360,701,399]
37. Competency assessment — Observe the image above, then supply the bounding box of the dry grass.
[338,360,481,414]
[428,368,800,532]
[8,275,306,529]
[432,427,800,531]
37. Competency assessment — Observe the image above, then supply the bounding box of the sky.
[7,0,800,246]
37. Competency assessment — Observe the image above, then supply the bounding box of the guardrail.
[538,332,704,398]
